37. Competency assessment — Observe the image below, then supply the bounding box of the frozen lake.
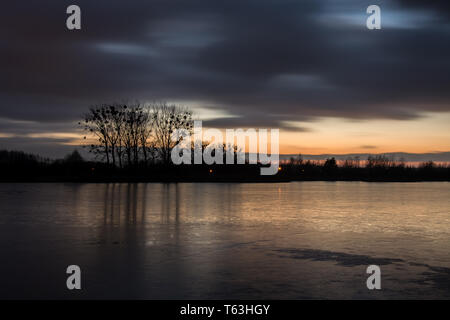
[0,182,449,299]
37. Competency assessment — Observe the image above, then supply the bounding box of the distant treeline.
[0,150,449,182]
[0,149,275,182]
[277,155,450,182]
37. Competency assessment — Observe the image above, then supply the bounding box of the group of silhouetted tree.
[80,102,192,167]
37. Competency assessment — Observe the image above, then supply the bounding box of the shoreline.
[1,178,449,183]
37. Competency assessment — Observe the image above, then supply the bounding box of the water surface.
[0,182,449,299]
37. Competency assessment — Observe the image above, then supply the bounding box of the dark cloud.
[0,0,449,153]
[396,0,450,16]
[0,117,80,135]
[203,117,311,132]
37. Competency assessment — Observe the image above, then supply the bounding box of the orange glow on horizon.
[10,111,449,156]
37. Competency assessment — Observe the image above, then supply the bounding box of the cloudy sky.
[1,0,449,157]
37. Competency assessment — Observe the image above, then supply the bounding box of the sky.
[1,0,449,158]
